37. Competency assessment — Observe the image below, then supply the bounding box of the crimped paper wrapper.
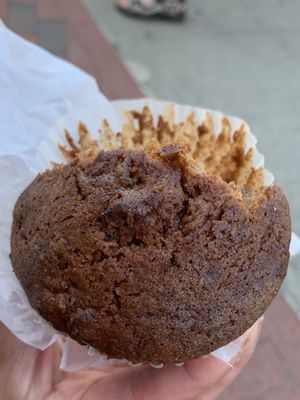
[40,99,273,186]
[1,99,299,371]
[0,22,299,372]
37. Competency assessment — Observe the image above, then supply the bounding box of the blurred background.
[0,0,299,398]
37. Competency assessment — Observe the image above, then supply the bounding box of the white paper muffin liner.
[0,99,299,372]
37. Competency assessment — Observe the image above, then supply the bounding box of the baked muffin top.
[11,143,291,363]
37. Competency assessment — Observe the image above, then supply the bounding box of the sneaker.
[115,0,187,19]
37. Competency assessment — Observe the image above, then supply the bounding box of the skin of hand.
[0,319,261,400]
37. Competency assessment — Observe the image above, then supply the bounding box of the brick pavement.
[220,295,300,400]
[0,1,299,399]
[0,0,141,99]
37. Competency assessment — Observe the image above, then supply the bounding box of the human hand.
[0,319,261,400]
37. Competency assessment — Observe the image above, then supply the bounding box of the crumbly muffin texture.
[59,105,265,191]
[11,141,290,363]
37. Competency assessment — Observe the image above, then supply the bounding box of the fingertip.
[183,353,232,385]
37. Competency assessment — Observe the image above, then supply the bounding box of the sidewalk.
[0,0,141,99]
[0,1,299,399]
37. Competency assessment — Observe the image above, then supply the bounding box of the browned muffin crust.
[11,144,291,363]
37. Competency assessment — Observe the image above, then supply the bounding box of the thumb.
[84,319,262,400]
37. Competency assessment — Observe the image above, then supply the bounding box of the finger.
[0,322,38,398]
[82,355,231,400]
[84,319,262,400]
[198,318,263,400]
[0,322,64,400]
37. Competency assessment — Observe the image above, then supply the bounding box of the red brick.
[263,296,300,382]
[68,39,89,64]
[263,384,300,400]
[69,22,141,98]
[56,0,92,26]
[9,2,37,36]
[66,17,105,48]
[60,0,141,98]
[12,0,37,4]
[68,39,98,78]
[55,0,141,99]
[0,0,7,20]
[93,62,143,100]
[22,33,37,43]
[36,19,66,57]
[68,17,142,99]
[220,340,284,400]
[221,295,300,400]
[37,0,61,20]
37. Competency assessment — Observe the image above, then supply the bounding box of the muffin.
[11,106,291,364]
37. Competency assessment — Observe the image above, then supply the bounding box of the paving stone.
[68,39,98,78]
[37,0,61,20]
[36,19,66,57]
[262,295,300,383]
[13,0,36,4]
[220,340,285,400]
[9,2,37,36]
[0,0,8,18]
[220,295,300,400]
[261,384,300,400]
